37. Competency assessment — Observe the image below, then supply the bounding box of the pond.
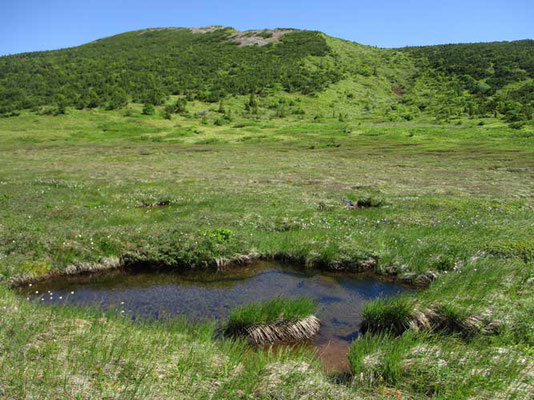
[21,261,411,371]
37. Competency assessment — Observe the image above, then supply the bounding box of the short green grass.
[226,297,316,332]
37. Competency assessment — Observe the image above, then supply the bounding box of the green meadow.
[0,102,532,399]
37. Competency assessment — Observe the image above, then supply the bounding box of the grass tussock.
[227,297,316,328]
[361,296,414,335]
[409,305,503,337]
[225,298,320,345]
[361,297,503,339]
[351,258,533,398]
[242,315,321,346]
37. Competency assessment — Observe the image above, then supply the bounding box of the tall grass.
[349,329,531,398]
[348,332,418,387]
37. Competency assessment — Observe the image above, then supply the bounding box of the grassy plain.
[0,105,533,399]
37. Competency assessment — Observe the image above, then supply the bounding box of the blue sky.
[1,0,533,55]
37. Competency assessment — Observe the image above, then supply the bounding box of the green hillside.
[402,40,534,123]
[0,27,532,125]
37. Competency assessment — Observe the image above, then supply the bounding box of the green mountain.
[0,26,532,123]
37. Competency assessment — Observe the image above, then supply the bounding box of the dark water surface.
[21,262,411,371]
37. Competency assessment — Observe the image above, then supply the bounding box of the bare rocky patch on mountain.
[230,29,297,47]
[189,25,226,34]
[189,26,297,46]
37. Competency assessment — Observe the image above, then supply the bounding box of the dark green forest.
[0,27,532,123]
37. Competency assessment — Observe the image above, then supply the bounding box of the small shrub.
[509,121,525,130]
[275,105,288,118]
[0,111,21,118]
[356,197,382,208]
[142,104,155,115]
[345,195,382,209]
[163,105,174,120]
[202,228,234,244]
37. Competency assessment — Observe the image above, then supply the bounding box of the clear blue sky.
[1,0,533,55]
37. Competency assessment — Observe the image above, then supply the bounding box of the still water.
[22,262,410,371]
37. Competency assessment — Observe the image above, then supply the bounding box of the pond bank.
[18,261,413,372]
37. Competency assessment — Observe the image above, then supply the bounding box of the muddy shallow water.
[21,261,411,371]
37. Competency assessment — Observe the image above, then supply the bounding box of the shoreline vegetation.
[0,26,533,399]
[7,251,439,288]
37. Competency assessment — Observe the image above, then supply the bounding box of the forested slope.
[0,27,532,124]
[0,28,341,112]
[401,40,534,122]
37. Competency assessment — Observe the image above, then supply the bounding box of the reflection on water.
[21,261,411,372]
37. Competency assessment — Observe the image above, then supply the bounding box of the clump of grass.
[226,297,316,330]
[349,329,532,398]
[224,298,320,345]
[410,304,503,338]
[430,254,457,272]
[431,304,468,335]
[360,295,413,335]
